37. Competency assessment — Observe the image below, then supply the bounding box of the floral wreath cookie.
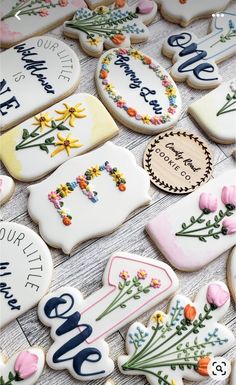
[96,48,182,134]
[38,251,179,380]
[118,281,235,385]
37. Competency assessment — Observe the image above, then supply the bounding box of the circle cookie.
[95,48,182,135]
[143,130,213,194]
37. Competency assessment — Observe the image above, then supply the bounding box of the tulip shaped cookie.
[119,282,235,385]
[28,142,151,253]
[0,348,45,385]
[163,12,236,89]
[38,251,179,380]
[146,169,236,271]
[0,175,15,205]
[227,246,236,304]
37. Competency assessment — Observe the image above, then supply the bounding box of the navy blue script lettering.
[0,79,20,116]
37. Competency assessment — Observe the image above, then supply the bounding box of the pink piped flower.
[59,0,69,6]
[167,106,176,114]
[48,191,61,202]
[137,269,148,280]
[135,114,142,120]
[221,185,236,209]
[118,48,128,55]
[44,0,52,3]
[150,116,162,125]
[222,217,236,235]
[14,351,38,380]
[150,278,161,288]
[38,8,49,16]
[207,283,229,309]
[162,79,172,87]
[117,100,126,108]
[199,192,218,214]
[119,270,130,280]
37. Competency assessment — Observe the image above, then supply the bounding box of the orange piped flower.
[179,0,187,3]
[63,216,71,226]
[119,184,126,191]
[100,70,108,79]
[143,56,152,65]
[111,34,126,45]
[127,108,137,117]
[115,0,126,8]
[197,357,211,376]
[184,304,197,322]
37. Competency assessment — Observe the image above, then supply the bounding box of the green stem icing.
[210,28,236,48]
[216,90,236,116]
[0,371,20,385]
[1,1,60,21]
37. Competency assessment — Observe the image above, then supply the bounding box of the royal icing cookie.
[119,281,235,385]
[162,11,236,89]
[156,0,231,27]
[38,251,179,380]
[231,360,236,385]
[0,0,88,48]
[0,221,53,328]
[227,245,236,304]
[96,48,182,134]
[188,78,236,144]
[63,1,157,57]
[0,94,118,182]
[0,36,80,132]
[146,169,236,271]
[28,142,151,253]
[0,175,15,205]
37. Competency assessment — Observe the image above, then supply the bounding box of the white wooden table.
[1,1,236,384]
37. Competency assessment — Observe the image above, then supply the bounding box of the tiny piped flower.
[206,283,229,309]
[152,311,165,324]
[197,356,211,377]
[150,278,161,288]
[137,269,148,280]
[184,304,196,324]
[221,185,236,210]
[14,351,38,380]
[222,217,236,235]
[199,192,218,214]
[119,270,130,280]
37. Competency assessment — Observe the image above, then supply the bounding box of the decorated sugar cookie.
[64,1,157,57]
[0,0,88,48]
[28,142,151,253]
[0,348,45,385]
[119,282,235,385]
[0,221,53,328]
[0,175,15,205]
[231,360,236,385]
[38,251,179,380]
[0,93,118,182]
[0,36,80,132]
[189,79,236,144]
[227,246,236,304]
[156,0,231,27]
[96,48,182,134]
[163,12,236,89]
[146,169,236,271]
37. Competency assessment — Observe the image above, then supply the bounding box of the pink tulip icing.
[207,283,229,308]
[221,185,236,208]
[14,351,39,380]
[222,217,236,235]
[199,192,218,213]
[137,0,154,14]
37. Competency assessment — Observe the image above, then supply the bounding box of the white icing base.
[0,175,15,205]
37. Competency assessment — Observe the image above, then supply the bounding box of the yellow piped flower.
[112,171,124,183]
[142,115,151,124]
[102,57,111,64]
[151,311,165,324]
[166,88,176,97]
[88,165,101,178]
[55,103,86,127]
[50,133,83,158]
[57,184,71,197]
[95,6,109,14]
[130,50,141,59]
[87,37,101,46]
[171,380,177,385]
[33,112,53,131]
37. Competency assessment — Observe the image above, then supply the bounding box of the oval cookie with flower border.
[95,48,182,135]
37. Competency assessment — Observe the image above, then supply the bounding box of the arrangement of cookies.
[0,0,235,384]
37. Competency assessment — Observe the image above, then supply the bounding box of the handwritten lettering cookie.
[119,282,235,385]
[28,142,151,253]
[0,175,15,205]
[64,1,157,57]
[0,0,88,48]
[0,93,118,182]
[188,78,236,144]
[146,169,236,271]
[0,221,53,328]
[0,36,80,132]
[38,251,179,380]
[156,0,231,27]
[162,12,236,89]
[227,246,236,304]
[96,48,182,134]
[0,348,45,385]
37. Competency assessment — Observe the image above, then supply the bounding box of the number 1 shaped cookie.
[38,251,179,380]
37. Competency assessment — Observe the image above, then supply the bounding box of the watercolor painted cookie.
[38,251,179,380]
[96,48,182,134]
[0,175,15,205]
[119,281,235,385]
[0,0,88,49]
[231,360,236,385]
[64,1,157,57]
[162,11,236,89]
[0,221,53,328]
[0,348,45,385]
[189,79,236,144]
[227,245,236,304]
[156,0,231,27]
[0,36,80,132]
[28,142,151,254]
[146,169,236,271]
[0,93,118,182]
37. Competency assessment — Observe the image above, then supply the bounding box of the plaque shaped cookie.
[0,93,118,182]
[96,48,182,134]
[0,221,53,328]
[0,348,45,385]
[146,169,236,271]
[38,251,179,380]
[156,0,231,27]
[189,79,236,144]
[143,131,213,194]
[227,245,236,304]
[163,12,236,89]
[64,1,157,57]
[0,175,15,205]
[119,282,235,385]
[0,36,80,132]
[28,142,151,254]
